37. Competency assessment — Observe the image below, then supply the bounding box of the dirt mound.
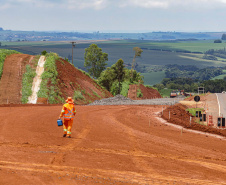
[185,93,210,102]
[56,58,113,104]
[128,84,161,100]
[0,54,34,104]
[89,94,134,105]
[162,103,226,137]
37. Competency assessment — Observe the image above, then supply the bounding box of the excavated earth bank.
[162,103,226,137]
[0,54,34,104]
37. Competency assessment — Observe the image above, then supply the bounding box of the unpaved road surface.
[1,105,226,185]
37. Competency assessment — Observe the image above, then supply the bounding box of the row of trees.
[154,77,226,93]
[165,64,223,81]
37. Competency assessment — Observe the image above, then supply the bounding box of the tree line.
[165,64,223,81]
[83,44,143,96]
[154,77,226,93]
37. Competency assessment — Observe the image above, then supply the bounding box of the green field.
[2,40,226,85]
[141,71,166,86]
[159,88,174,98]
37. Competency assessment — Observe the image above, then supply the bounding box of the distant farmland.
[2,40,226,85]
[141,71,166,86]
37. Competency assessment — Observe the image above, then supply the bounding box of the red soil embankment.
[162,103,226,137]
[55,58,113,104]
[128,84,161,100]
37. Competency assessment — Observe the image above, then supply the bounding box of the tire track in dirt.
[50,112,92,165]
[1,105,226,184]
[1,160,223,185]
[105,107,226,185]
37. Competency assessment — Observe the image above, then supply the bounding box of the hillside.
[0,54,112,104]
[0,54,34,104]
[55,58,113,104]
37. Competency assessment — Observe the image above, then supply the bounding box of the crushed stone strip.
[88,94,184,106]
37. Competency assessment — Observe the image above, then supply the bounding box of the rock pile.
[88,94,134,105]
[88,94,185,106]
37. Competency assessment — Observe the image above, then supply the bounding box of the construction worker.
[59,97,76,138]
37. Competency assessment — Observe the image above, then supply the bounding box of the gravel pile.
[88,94,134,105]
[88,94,185,106]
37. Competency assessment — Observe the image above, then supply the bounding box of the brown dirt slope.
[128,84,161,100]
[162,103,226,137]
[0,54,34,104]
[56,58,113,104]
[0,55,112,104]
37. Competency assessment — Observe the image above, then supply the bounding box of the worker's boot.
[63,134,66,137]
[67,135,71,138]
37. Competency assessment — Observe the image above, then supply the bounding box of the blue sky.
[1,0,226,32]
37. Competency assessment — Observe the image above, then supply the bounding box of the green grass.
[92,90,101,98]
[159,88,174,98]
[37,52,64,103]
[73,90,85,100]
[186,108,204,117]
[21,65,36,103]
[141,71,166,86]
[120,81,130,97]
[137,88,143,98]
[212,74,226,80]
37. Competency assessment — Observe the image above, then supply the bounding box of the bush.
[120,81,130,97]
[41,50,47,55]
[73,90,85,100]
[137,88,143,98]
[214,39,222,43]
[37,52,63,103]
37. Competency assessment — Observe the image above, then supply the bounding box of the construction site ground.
[0,54,226,184]
[1,102,226,185]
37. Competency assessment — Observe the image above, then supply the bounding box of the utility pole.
[70,41,76,65]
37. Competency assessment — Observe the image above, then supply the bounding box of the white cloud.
[113,0,226,10]
[118,0,168,9]
[66,0,108,10]
[0,3,11,10]
[1,0,226,10]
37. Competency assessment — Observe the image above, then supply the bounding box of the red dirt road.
[1,105,226,185]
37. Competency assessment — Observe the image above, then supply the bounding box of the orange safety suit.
[60,103,76,137]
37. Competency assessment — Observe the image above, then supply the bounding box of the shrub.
[73,90,85,100]
[92,90,101,98]
[137,88,143,98]
[37,52,63,103]
[120,81,130,97]
[41,50,47,55]
[214,39,222,43]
